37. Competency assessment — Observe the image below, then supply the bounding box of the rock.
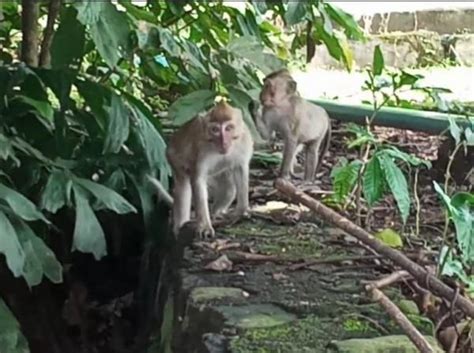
[216,304,297,329]
[327,335,444,353]
[190,287,248,304]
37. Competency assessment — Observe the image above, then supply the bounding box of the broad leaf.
[324,3,364,40]
[168,90,216,125]
[374,228,403,248]
[51,6,85,69]
[0,211,25,277]
[379,154,410,223]
[363,155,384,206]
[76,2,130,68]
[158,27,181,57]
[118,0,157,23]
[0,299,30,353]
[331,158,363,203]
[103,94,130,154]
[0,183,49,223]
[11,217,63,286]
[384,147,432,168]
[16,95,54,122]
[285,1,307,26]
[40,171,72,213]
[73,178,137,214]
[373,45,384,76]
[72,186,107,260]
[0,133,20,166]
[448,117,462,144]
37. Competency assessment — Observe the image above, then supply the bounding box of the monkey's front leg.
[192,175,215,239]
[233,164,250,217]
[280,138,298,179]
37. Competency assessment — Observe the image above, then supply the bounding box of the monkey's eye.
[225,124,234,132]
[210,125,220,134]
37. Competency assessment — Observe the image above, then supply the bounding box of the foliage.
[0,299,29,353]
[331,45,432,224]
[0,0,365,349]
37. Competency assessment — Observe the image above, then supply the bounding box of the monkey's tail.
[146,175,174,206]
[316,122,332,174]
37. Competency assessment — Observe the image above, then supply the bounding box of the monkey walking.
[148,101,254,239]
[249,69,331,182]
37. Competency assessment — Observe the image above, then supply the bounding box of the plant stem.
[39,0,62,68]
[413,168,421,237]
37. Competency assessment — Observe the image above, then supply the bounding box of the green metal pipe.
[310,98,470,135]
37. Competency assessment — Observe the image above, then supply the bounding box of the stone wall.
[311,8,474,69]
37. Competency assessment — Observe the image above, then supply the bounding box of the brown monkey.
[249,69,331,181]
[148,101,253,238]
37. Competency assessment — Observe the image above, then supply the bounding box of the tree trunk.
[39,0,62,68]
[21,0,39,66]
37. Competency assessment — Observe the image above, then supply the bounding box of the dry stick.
[368,270,411,289]
[367,286,435,353]
[274,178,474,318]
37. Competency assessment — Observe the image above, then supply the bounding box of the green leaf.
[226,36,284,75]
[448,117,462,144]
[0,299,30,353]
[103,94,130,154]
[16,95,54,121]
[118,0,157,23]
[51,6,85,69]
[73,178,137,214]
[168,90,216,125]
[379,154,410,223]
[226,85,259,138]
[383,147,432,168]
[158,27,181,57]
[0,212,25,278]
[374,228,403,248]
[40,171,72,214]
[373,45,384,76]
[11,217,63,286]
[331,158,363,203]
[76,2,130,68]
[285,1,307,26]
[0,133,20,166]
[324,3,364,40]
[72,186,107,260]
[363,155,384,206]
[251,0,267,14]
[129,102,170,178]
[0,183,49,224]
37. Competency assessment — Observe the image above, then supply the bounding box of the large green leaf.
[158,27,181,57]
[72,186,107,260]
[16,95,54,127]
[168,90,216,125]
[73,178,137,214]
[0,133,20,166]
[331,158,363,203]
[118,0,157,23]
[103,93,130,154]
[379,153,410,223]
[226,85,259,138]
[363,155,384,206]
[284,1,307,26]
[0,212,25,278]
[11,217,63,286]
[384,146,431,168]
[76,2,130,68]
[0,183,49,223]
[40,171,72,214]
[324,3,364,40]
[226,36,284,75]
[0,299,30,353]
[373,45,384,76]
[51,6,85,69]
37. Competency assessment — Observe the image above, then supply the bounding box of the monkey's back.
[294,99,330,143]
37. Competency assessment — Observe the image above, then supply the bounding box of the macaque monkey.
[148,101,253,238]
[249,69,331,182]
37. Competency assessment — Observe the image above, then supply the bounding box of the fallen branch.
[367,270,412,289]
[274,178,474,318]
[366,286,435,353]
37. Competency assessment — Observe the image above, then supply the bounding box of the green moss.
[342,318,371,333]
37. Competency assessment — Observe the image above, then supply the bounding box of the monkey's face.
[260,76,296,107]
[207,121,237,154]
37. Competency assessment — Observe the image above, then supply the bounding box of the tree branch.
[21,0,40,66]
[39,0,62,68]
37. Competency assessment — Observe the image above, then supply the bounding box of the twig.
[414,168,421,237]
[366,270,411,289]
[288,255,383,271]
[224,251,280,263]
[366,286,435,353]
[274,178,474,318]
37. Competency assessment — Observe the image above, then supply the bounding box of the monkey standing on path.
[148,101,253,239]
[249,69,331,182]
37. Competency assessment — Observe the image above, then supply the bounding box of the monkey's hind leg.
[303,139,323,182]
[172,176,192,235]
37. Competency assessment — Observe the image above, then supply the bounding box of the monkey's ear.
[287,79,297,94]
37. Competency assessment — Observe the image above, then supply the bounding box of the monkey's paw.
[197,223,215,239]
